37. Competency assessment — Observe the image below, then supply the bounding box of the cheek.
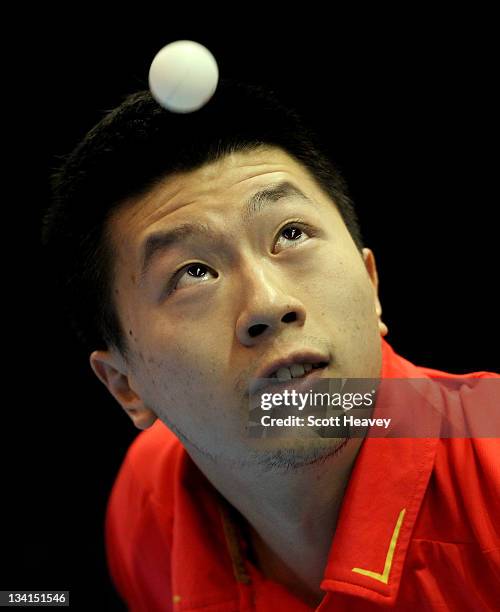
[307,251,381,373]
[131,332,239,441]
[134,314,229,391]
[299,248,375,321]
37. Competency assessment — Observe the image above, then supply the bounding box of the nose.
[235,265,307,346]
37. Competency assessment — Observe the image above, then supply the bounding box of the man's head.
[42,80,388,469]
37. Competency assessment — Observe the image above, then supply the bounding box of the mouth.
[249,354,330,395]
[268,361,328,380]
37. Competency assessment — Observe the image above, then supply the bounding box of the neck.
[188,437,364,606]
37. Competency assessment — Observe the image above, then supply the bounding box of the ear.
[362,248,389,338]
[89,350,157,430]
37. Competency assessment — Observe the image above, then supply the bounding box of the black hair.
[42,78,364,359]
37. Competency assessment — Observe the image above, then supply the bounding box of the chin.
[244,437,350,472]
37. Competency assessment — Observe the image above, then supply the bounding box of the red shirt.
[105,339,500,611]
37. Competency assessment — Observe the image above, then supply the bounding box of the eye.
[172,263,218,292]
[274,222,311,252]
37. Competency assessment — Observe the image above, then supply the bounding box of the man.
[43,80,499,610]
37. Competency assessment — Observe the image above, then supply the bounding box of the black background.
[2,14,498,611]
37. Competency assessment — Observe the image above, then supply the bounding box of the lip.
[250,351,330,394]
[249,363,331,398]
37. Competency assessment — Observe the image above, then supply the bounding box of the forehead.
[108,146,338,278]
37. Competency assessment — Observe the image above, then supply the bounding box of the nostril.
[281,312,297,323]
[248,323,268,338]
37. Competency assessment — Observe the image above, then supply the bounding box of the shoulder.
[433,436,500,502]
[104,421,182,608]
[381,337,499,380]
[417,436,500,577]
[109,419,183,510]
[417,365,500,380]
[421,369,500,520]
[384,341,500,553]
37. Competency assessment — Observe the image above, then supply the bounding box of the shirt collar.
[319,338,441,606]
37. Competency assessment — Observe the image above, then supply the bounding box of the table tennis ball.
[148,40,219,113]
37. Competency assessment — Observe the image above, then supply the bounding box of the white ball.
[148,40,219,113]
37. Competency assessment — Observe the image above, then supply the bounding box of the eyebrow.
[139,181,314,280]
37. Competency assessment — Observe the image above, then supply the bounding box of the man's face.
[96,146,385,468]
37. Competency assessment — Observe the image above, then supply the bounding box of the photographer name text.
[261,415,391,428]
